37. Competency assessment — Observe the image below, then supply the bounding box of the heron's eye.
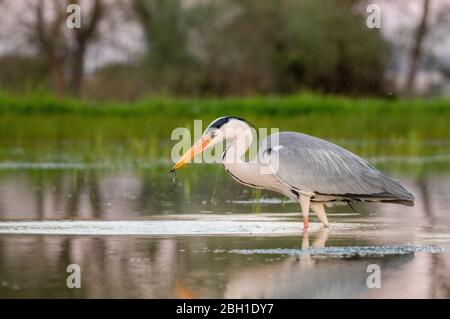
[210,132,217,139]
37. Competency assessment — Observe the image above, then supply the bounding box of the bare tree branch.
[405,0,431,96]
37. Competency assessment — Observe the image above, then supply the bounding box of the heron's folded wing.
[261,132,413,200]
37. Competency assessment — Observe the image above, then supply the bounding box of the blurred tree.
[33,0,105,96]
[133,0,206,94]
[0,0,105,96]
[276,0,387,94]
[33,0,68,95]
[193,0,281,95]
[69,0,104,96]
[380,0,450,97]
[0,0,395,97]
[404,0,431,96]
[134,0,187,68]
[134,0,387,96]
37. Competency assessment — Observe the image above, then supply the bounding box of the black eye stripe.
[208,117,230,129]
[206,116,253,130]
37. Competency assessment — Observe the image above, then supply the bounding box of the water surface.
[0,138,449,298]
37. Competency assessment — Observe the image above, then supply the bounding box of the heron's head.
[171,116,253,171]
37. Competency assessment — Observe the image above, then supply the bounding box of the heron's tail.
[381,175,415,206]
[380,198,414,207]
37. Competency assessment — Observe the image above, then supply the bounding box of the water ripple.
[228,244,446,257]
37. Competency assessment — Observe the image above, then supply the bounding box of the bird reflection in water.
[222,229,413,298]
[299,228,330,266]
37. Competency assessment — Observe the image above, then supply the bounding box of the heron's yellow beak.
[171,136,211,171]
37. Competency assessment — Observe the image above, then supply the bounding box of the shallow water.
[0,143,449,298]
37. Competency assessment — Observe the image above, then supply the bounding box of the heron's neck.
[222,125,267,188]
[223,125,254,164]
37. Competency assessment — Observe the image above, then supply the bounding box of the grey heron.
[171,116,415,229]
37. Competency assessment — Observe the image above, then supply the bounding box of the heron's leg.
[299,230,313,266]
[310,202,330,228]
[299,194,310,229]
[301,228,329,250]
[301,229,309,249]
[312,228,329,247]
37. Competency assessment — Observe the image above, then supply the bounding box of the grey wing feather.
[260,132,414,204]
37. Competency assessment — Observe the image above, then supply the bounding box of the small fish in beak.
[171,169,177,184]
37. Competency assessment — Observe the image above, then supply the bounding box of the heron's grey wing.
[260,132,414,201]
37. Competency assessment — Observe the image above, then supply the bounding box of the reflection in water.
[0,231,448,298]
[0,167,449,298]
[224,229,418,298]
[0,168,449,224]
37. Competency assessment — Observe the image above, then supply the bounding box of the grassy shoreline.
[1,91,450,117]
[0,92,449,169]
